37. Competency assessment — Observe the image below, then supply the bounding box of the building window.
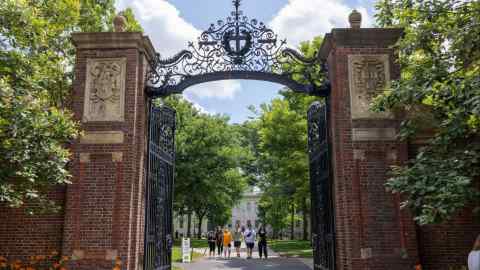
[247,202,251,211]
[296,219,301,228]
[179,215,184,229]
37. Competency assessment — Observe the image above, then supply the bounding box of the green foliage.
[253,94,317,236]
[0,80,79,212]
[165,96,247,232]
[250,37,325,235]
[0,0,143,212]
[257,190,290,235]
[373,0,480,224]
[283,36,326,87]
[118,8,144,32]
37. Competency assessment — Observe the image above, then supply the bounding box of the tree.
[251,36,325,240]
[0,81,79,213]
[254,97,311,240]
[165,96,247,238]
[118,8,143,32]
[0,0,142,212]
[373,0,480,225]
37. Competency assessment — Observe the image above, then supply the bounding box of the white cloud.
[185,80,242,100]
[116,0,242,99]
[182,95,216,115]
[269,0,372,47]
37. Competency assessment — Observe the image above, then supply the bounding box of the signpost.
[182,237,191,263]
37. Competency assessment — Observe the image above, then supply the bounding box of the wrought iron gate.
[308,100,335,270]
[144,102,176,270]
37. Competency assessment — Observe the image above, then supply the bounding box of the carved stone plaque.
[83,58,126,122]
[348,54,391,119]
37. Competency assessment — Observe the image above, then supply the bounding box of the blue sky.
[116,0,376,123]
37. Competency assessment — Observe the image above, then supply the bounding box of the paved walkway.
[174,245,312,270]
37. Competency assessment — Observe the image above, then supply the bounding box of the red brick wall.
[417,208,479,269]
[324,29,419,270]
[408,144,480,269]
[0,187,66,259]
[61,33,150,270]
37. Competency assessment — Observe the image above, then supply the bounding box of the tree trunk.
[302,198,308,241]
[290,203,295,240]
[197,214,204,239]
[187,212,192,237]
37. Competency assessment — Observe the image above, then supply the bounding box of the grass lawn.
[172,246,204,263]
[173,238,209,248]
[269,240,313,258]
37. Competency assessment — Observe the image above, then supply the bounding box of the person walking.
[215,227,224,257]
[223,227,232,259]
[233,224,243,257]
[243,222,256,259]
[468,234,480,270]
[207,230,216,258]
[257,224,268,259]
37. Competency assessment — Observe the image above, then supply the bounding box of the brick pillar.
[320,27,420,269]
[63,32,155,270]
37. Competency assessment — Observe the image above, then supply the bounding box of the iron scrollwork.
[308,101,335,270]
[144,103,176,270]
[146,0,330,97]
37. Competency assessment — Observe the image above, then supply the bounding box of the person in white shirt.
[243,223,256,259]
[468,234,480,270]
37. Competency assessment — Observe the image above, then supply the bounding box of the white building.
[173,213,209,238]
[173,187,310,240]
[230,186,262,229]
[229,186,310,239]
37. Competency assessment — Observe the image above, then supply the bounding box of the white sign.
[182,237,191,263]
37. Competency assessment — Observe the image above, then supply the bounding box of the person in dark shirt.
[258,224,268,259]
[215,227,224,257]
[207,230,216,258]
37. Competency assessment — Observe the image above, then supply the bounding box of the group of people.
[207,222,268,259]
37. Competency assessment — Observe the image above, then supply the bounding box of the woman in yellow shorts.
[223,226,232,259]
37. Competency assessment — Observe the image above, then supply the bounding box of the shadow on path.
[175,243,312,270]
[175,256,311,270]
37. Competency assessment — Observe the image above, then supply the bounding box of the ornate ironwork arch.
[146,0,330,97]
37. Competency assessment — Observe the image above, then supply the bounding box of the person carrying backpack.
[243,222,256,259]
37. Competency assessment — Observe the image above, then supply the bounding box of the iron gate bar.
[145,0,330,97]
[308,99,336,270]
[144,101,176,270]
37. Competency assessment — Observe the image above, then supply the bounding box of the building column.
[63,31,155,270]
[320,12,419,270]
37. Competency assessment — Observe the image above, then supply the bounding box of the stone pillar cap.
[349,9,362,29]
[113,14,127,32]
